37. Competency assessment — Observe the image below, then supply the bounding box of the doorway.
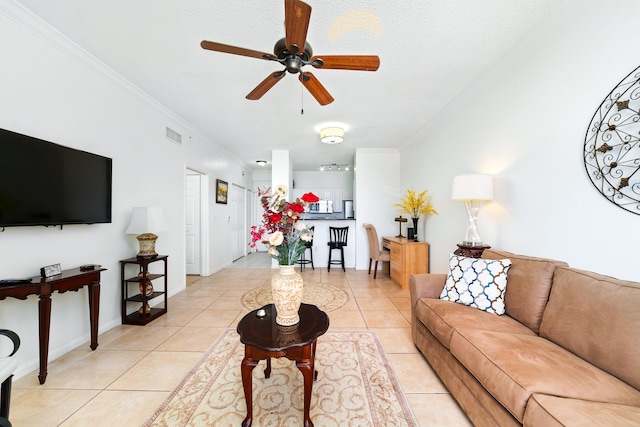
[185,169,207,275]
[230,183,247,261]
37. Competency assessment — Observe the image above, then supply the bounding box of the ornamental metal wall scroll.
[584,65,640,215]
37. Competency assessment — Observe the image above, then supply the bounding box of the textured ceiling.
[15,0,569,171]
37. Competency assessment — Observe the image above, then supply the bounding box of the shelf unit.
[120,255,168,325]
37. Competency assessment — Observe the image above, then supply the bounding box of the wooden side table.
[454,244,490,258]
[236,304,329,427]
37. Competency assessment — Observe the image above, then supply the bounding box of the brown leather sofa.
[409,249,640,426]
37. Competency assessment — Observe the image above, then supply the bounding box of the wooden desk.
[0,266,105,384]
[382,236,429,289]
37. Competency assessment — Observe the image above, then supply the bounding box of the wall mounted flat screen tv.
[0,127,112,228]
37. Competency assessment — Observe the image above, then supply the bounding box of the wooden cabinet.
[382,236,429,289]
[120,255,168,325]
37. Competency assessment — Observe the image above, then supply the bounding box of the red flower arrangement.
[249,185,319,265]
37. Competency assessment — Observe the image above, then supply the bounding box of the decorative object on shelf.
[138,303,151,315]
[320,127,345,144]
[125,207,168,257]
[271,265,304,325]
[451,174,493,247]
[139,278,154,297]
[584,65,640,215]
[250,185,319,325]
[394,216,407,238]
[40,263,62,278]
[215,179,228,204]
[393,188,438,241]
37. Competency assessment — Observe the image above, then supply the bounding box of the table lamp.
[451,174,493,246]
[125,207,168,257]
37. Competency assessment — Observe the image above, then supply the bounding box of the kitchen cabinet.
[332,189,343,212]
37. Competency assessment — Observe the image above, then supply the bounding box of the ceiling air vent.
[165,127,182,144]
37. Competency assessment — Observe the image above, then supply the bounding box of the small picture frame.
[216,179,228,204]
[40,263,62,278]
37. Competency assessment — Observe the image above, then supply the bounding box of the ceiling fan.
[200,0,380,106]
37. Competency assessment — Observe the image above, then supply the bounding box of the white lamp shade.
[451,174,494,201]
[125,207,168,234]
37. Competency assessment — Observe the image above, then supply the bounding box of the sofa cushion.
[450,329,640,422]
[523,394,640,427]
[539,266,640,391]
[483,249,568,333]
[414,298,535,349]
[440,253,512,315]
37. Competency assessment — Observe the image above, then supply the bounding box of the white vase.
[271,264,304,326]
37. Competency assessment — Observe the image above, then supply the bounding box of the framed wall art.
[216,179,228,204]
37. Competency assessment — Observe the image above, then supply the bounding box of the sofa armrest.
[410,274,447,345]
[410,274,447,303]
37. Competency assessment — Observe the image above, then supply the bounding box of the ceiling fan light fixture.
[320,127,344,144]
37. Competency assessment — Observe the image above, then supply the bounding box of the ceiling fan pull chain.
[301,81,304,115]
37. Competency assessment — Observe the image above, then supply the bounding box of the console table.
[382,236,429,289]
[0,266,105,384]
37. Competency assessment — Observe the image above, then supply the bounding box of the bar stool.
[327,226,349,272]
[297,226,314,271]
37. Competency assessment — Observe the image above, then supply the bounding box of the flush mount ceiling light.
[255,160,268,166]
[320,127,344,144]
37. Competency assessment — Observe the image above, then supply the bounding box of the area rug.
[144,329,417,427]
[241,282,349,313]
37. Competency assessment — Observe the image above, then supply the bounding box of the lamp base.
[136,233,158,257]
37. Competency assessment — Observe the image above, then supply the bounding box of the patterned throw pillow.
[440,253,512,315]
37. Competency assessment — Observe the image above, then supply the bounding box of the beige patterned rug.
[241,282,349,313]
[145,330,417,427]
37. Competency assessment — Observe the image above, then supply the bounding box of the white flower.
[268,231,284,246]
[268,246,279,257]
[274,184,288,198]
[300,233,312,242]
[295,222,306,231]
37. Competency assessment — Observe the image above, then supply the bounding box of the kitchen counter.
[298,219,356,269]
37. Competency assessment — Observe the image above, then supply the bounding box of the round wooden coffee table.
[236,303,329,427]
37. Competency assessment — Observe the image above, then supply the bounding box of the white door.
[230,183,246,261]
[185,172,201,274]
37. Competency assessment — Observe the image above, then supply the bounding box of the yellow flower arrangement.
[393,188,438,218]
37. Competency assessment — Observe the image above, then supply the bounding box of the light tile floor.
[11,252,471,426]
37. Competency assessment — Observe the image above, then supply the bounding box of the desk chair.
[327,226,349,272]
[363,223,390,279]
[297,226,314,271]
[0,329,20,427]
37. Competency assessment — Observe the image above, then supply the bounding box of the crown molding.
[0,1,249,169]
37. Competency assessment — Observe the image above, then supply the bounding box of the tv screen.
[0,128,112,228]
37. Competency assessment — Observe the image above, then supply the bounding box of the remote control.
[0,279,32,285]
[80,264,95,271]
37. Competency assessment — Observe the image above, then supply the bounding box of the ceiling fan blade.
[201,40,276,61]
[311,55,380,71]
[285,0,312,54]
[299,72,334,106]
[246,71,287,100]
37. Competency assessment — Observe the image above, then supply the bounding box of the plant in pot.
[393,188,438,241]
[249,185,319,325]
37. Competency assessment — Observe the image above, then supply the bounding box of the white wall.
[399,0,640,281]
[0,3,250,378]
[354,149,400,270]
[293,171,354,190]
